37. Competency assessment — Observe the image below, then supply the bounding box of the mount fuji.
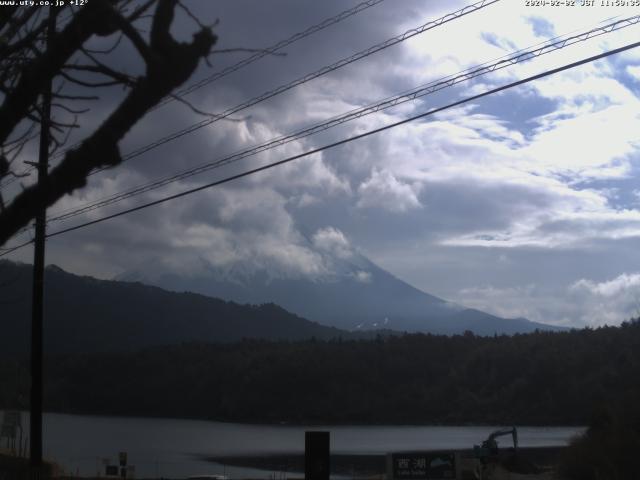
[117,241,563,336]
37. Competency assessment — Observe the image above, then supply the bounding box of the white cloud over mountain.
[6,0,640,328]
[456,272,640,328]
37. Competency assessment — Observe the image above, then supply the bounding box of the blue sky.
[6,0,640,327]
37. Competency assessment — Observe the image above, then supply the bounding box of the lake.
[3,411,584,478]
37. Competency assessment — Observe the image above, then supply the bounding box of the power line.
[2,0,497,196]
[154,0,388,110]
[26,39,637,245]
[0,238,33,256]
[3,38,639,257]
[0,0,388,191]
[45,13,640,225]
[85,0,499,176]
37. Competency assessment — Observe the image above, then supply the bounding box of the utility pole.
[29,6,55,476]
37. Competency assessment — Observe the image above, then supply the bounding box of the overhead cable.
[88,0,501,174]
[30,39,640,246]
[46,13,640,224]
[0,0,388,190]
[155,0,389,109]
[3,38,639,256]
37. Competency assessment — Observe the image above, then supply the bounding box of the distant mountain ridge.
[117,247,564,336]
[0,260,360,356]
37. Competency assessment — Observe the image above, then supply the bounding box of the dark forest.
[2,320,639,426]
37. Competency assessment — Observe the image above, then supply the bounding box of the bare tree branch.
[168,93,241,121]
[0,0,217,246]
[0,0,123,145]
[80,32,124,55]
[212,48,286,56]
[59,70,126,88]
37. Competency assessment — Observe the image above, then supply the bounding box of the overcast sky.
[6,0,640,328]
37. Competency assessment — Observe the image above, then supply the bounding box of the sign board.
[388,452,457,480]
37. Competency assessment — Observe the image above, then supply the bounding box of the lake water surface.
[4,412,584,478]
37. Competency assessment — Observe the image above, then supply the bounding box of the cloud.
[571,273,640,298]
[312,226,353,259]
[156,188,331,279]
[39,185,331,281]
[353,270,372,283]
[356,168,422,212]
[456,273,640,328]
[455,284,552,324]
[292,193,320,208]
[338,84,640,249]
[568,273,640,326]
[627,65,640,80]
[7,0,640,332]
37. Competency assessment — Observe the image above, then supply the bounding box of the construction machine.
[473,427,518,479]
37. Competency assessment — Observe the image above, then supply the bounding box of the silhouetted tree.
[0,0,217,246]
[3,319,640,425]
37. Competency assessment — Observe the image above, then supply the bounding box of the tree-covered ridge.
[2,321,639,425]
[0,260,361,356]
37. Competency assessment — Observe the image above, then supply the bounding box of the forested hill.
[1,321,639,425]
[0,260,358,356]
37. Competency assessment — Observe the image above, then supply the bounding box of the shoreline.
[0,408,588,429]
[2,447,567,479]
[201,446,567,476]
